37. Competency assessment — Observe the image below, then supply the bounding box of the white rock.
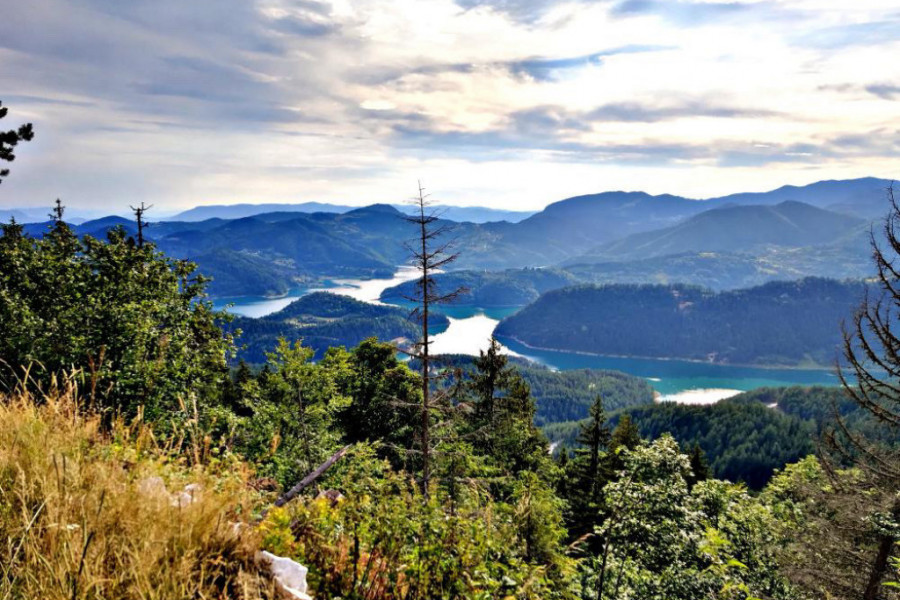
[137,476,168,498]
[257,551,312,600]
[171,483,202,507]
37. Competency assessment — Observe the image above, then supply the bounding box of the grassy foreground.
[0,383,279,600]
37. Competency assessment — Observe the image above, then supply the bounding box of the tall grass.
[0,380,278,600]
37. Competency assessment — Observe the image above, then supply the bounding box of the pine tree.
[0,100,34,185]
[469,337,516,450]
[566,395,612,538]
[686,443,711,487]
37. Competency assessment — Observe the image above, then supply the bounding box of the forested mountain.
[224,291,449,362]
[570,201,864,263]
[710,176,892,218]
[496,277,865,366]
[565,245,871,291]
[13,178,891,299]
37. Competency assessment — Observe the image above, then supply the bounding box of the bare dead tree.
[49,198,64,223]
[402,181,466,495]
[130,202,153,248]
[821,182,900,600]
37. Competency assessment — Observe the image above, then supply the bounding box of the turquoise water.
[214,275,839,396]
[496,335,839,394]
[212,287,318,318]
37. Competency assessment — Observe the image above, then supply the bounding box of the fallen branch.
[261,445,352,518]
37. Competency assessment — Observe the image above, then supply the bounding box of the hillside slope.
[495,277,865,366]
[570,201,864,263]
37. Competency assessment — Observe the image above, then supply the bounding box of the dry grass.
[0,382,279,600]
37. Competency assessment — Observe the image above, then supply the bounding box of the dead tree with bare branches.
[130,202,153,248]
[401,182,466,495]
[820,182,900,600]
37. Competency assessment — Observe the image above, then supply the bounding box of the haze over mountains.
[570,201,865,263]
[10,176,892,298]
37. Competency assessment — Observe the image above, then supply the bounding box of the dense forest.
[414,353,656,425]
[543,393,817,489]
[381,268,580,307]
[497,277,866,366]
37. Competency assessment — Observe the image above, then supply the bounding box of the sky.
[0,0,899,214]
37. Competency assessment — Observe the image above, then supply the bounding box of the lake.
[215,269,840,402]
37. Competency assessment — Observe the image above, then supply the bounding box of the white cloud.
[0,0,897,213]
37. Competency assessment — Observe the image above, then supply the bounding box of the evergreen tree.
[0,100,34,185]
[606,414,641,473]
[470,337,516,440]
[687,443,711,488]
[567,395,612,538]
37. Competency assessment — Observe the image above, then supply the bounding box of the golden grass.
[0,383,278,600]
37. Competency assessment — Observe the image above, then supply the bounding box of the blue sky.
[0,0,898,212]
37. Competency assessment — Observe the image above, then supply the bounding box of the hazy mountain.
[569,201,864,263]
[6,177,889,298]
[172,202,535,224]
[499,191,706,259]
[706,176,893,218]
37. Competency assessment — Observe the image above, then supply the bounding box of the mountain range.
[9,177,893,298]
[170,202,537,224]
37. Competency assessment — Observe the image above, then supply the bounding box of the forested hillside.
[225,292,449,362]
[497,277,865,366]
[571,201,864,263]
[381,267,579,307]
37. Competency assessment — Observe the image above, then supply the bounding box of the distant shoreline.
[494,334,836,373]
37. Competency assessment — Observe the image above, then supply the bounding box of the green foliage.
[463,339,553,483]
[588,436,796,600]
[0,217,234,420]
[619,401,815,489]
[564,396,612,539]
[229,339,351,486]
[261,446,574,600]
[420,353,655,426]
[547,400,816,489]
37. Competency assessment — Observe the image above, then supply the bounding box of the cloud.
[865,83,900,101]
[586,100,781,122]
[610,0,758,23]
[1,0,899,211]
[794,18,900,49]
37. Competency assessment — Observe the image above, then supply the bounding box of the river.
[214,269,839,403]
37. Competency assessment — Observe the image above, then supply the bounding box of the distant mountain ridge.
[569,200,865,263]
[7,177,892,298]
[170,202,536,224]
